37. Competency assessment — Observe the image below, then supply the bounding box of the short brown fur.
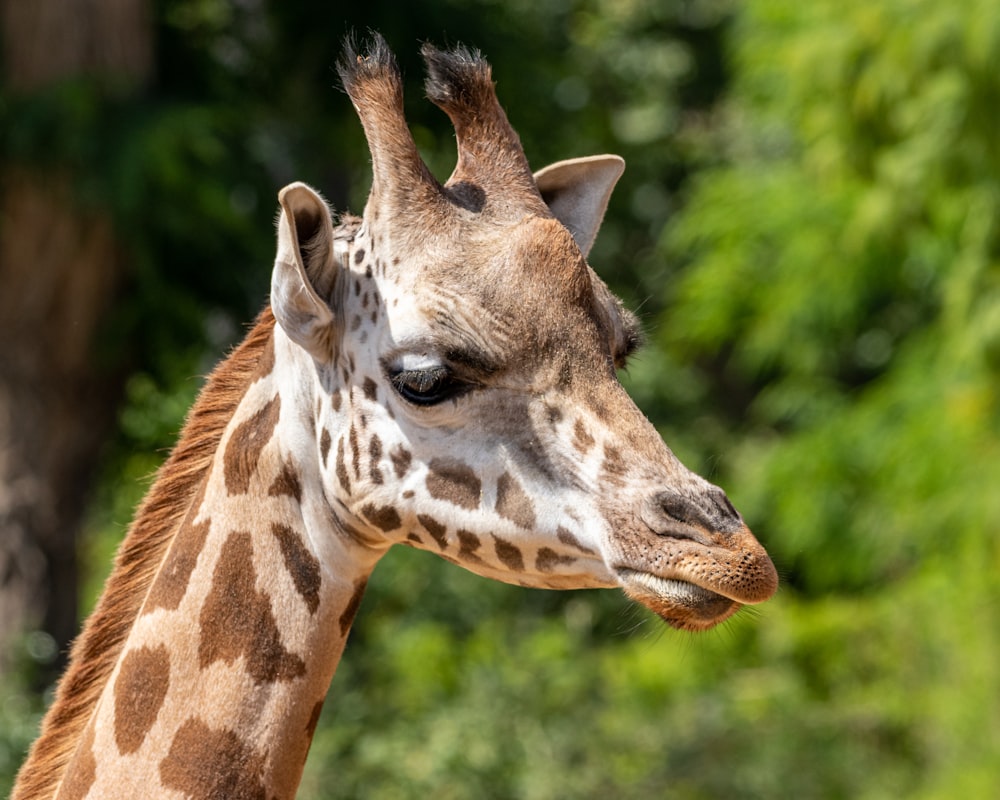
[12,309,277,800]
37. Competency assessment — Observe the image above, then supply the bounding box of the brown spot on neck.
[56,723,96,800]
[254,330,276,382]
[271,523,322,614]
[144,478,211,614]
[338,578,368,637]
[159,717,268,800]
[113,644,171,754]
[268,458,303,503]
[224,395,282,495]
[199,531,306,684]
[304,700,325,746]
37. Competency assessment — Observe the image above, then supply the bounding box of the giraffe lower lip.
[617,569,741,631]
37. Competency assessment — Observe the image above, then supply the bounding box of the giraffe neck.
[22,311,385,800]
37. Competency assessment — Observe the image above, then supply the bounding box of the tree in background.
[0,0,153,679]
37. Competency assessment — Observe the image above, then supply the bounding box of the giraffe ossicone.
[14,34,777,800]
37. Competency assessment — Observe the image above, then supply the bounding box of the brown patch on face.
[557,526,597,556]
[492,535,524,571]
[319,428,332,467]
[536,547,577,572]
[354,247,366,265]
[427,459,481,510]
[600,443,628,487]
[144,480,211,613]
[361,503,402,532]
[457,529,484,564]
[59,722,97,800]
[224,395,281,495]
[331,391,343,412]
[368,434,384,485]
[349,423,361,479]
[336,437,351,495]
[572,418,595,454]
[338,578,368,637]
[418,514,448,549]
[590,399,611,421]
[199,532,306,684]
[114,644,171,755]
[495,472,536,529]
[271,523,321,614]
[160,717,268,800]
[406,532,423,545]
[390,445,412,479]
[362,377,378,401]
[268,458,303,502]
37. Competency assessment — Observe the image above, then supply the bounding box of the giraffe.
[13,36,778,800]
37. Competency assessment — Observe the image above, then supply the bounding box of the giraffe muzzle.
[617,492,779,631]
[617,569,741,631]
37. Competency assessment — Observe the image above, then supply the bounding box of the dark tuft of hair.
[337,30,400,95]
[420,42,493,111]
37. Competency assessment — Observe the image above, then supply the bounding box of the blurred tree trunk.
[0,0,152,681]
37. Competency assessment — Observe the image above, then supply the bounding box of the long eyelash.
[391,366,449,393]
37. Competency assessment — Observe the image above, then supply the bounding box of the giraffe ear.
[271,182,339,361]
[533,155,625,257]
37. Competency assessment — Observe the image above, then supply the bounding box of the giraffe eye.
[389,365,464,406]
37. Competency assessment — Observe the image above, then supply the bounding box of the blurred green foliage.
[3,0,1000,797]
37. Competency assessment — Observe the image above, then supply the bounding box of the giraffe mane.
[13,308,277,800]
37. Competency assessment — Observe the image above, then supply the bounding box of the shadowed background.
[1,1,998,797]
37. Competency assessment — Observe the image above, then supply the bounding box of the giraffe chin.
[618,570,741,632]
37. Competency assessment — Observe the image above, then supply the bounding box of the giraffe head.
[270,36,777,631]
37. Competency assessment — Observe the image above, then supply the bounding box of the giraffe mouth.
[616,569,741,631]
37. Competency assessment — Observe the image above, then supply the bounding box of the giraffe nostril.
[656,492,702,528]
[653,489,743,535]
[708,487,744,533]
